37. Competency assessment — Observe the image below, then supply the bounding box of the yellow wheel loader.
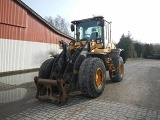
[34,16,125,104]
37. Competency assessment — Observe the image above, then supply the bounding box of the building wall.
[0,0,72,73]
[0,38,60,72]
[0,0,27,28]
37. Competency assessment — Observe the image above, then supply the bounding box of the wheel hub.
[119,63,124,77]
[96,68,103,88]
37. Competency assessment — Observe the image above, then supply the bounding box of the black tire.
[78,57,106,98]
[109,57,124,82]
[39,58,55,79]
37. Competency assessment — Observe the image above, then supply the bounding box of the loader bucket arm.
[34,40,69,104]
[50,40,69,79]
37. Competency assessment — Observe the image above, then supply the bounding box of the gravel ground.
[100,59,160,110]
[0,59,160,119]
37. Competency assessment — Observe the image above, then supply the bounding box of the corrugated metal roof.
[14,0,74,40]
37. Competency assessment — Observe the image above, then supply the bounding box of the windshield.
[76,20,103,41]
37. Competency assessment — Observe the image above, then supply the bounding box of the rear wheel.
[109,57,124,82]
[78,58,106,97]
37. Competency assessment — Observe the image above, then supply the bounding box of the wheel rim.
[96,68,103,88]
[119,63,124,77]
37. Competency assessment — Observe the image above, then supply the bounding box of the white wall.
[0,38,61,72]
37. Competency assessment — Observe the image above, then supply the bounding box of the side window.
[103,23,108,48]
[104,23,107,40]
[97,26,102,38]
[80,27,83,39]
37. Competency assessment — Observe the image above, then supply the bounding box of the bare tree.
[45,15,71,36]
[45,16,54,25]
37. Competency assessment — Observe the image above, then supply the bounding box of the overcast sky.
[22,0,160,44]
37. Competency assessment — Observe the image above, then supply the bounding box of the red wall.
[0,0,71,44]
[0,0,27,27]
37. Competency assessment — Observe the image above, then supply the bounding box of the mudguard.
[86,52,109,69]
[110,49,126,63]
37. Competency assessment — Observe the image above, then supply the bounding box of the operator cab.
[71,16,112,49]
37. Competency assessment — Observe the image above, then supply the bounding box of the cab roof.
[71,16,104,24]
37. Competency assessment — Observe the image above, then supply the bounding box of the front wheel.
[39,58,55,79]
[78,58,106,98]
[109,57,124,82]
[37,58,55,96]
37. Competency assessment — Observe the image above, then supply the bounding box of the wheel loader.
[34,16,125,104]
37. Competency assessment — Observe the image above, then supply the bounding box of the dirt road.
[0,59,160,119]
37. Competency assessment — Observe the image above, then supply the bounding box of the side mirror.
[70,24,75,32]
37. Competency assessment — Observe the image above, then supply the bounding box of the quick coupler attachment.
[34,76,68,104]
